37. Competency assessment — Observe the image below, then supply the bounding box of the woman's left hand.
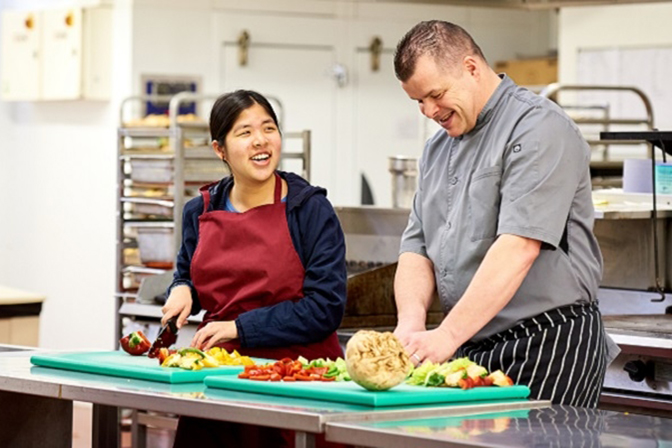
[191,321,238,351]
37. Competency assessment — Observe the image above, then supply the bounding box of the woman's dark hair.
[209,90,280,145]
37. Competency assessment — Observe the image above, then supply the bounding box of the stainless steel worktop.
[0,351,548,447]
[325,405,672,448]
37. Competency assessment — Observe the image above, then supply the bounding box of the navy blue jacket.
[168,171,346,348]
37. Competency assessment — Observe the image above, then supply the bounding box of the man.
[392,20,609,408]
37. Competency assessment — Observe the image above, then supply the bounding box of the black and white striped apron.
[456,302,607,408]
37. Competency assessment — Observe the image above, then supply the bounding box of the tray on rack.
[31,351,265,384]
[204,376,531,407]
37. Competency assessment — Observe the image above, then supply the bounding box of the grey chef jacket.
[400,75,603,342]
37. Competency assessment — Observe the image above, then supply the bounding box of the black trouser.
[457,302,607,408]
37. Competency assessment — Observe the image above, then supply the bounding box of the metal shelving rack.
[539,84,655,188]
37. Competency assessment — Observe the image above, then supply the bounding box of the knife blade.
[148,316,178,358]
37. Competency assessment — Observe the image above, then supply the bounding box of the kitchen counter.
[4,349,671,448]
[0,285,45,305]
[0,286,44,347]
[0,349,547,448]
[325,405,672,447]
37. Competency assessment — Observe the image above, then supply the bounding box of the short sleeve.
[399,153,428,257]
[497,110,589,248]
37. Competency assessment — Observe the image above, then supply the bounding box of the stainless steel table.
[325,405,672,447]
[0,351,548,448]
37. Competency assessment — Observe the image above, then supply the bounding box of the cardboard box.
[494,57,557,86]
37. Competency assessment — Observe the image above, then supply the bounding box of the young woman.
[162,90,347,447]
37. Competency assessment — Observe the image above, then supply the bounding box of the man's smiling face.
[401,53,481,138]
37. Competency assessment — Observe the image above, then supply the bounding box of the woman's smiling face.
[216,102,282,184]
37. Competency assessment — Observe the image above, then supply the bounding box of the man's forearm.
[395,252,436,324]
[440,234,541,352]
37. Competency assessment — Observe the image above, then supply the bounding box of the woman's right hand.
[161,285,193,329]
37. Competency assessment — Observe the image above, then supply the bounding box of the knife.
[148,316,178,358]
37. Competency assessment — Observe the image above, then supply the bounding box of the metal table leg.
[92,404,120,448]
[295,431,316,448]
[131,409,147,448]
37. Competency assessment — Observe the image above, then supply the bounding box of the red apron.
[190,173,342,361]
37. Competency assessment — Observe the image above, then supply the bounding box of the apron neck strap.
[200,184,213,213]
[273,172,282,204]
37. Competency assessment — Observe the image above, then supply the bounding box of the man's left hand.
[403,327,458,367]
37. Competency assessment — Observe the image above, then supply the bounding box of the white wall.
[558,3,672,159]
[558,3,672,85]
[0,0,554,351]
[0,0,133,350]
[129,0,555,206]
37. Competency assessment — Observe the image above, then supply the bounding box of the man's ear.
[463,55,479,78]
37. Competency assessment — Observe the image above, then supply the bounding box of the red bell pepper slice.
[272,362,286,377]
[120,331,151,356]
[307,367,328,376]
[250,375,271,381]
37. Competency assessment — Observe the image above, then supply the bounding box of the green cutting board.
[30,351,258,384]
[204,376,530,407]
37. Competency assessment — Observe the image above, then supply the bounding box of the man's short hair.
[394,21,486,82]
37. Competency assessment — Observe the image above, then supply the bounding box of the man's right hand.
[393,320,426,346]
[161,285,192,329]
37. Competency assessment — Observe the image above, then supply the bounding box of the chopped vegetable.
[444,370,467,387]
[178,347,206,358]
[120,331,151,356]
[406,361,439,386]
[405,358,514,389]
[487,370,514,387]
[466,364,488,380]
[205,347,255,366]
[237,357,352,382]
[157,347,177,364]
[157,347,254,370]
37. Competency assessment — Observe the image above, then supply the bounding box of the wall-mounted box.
[494,57,557,87]
[1,10,41,100]
[1,6,112,101]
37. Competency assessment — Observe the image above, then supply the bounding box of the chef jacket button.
[447,221,452,230]
[451,176,458,185]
